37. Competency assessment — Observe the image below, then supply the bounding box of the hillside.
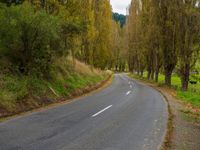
[0,57,111,118]
[0,1,114,118]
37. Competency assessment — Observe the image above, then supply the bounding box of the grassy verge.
[0,57,112,117]
[129,73,200,108]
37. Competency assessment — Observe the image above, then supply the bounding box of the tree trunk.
[151,70,155,80]
[137,70,140,75]
[115,65,118,72]
[155,71,159,82]
[180,63,190,91]
[147,63,151,80]
[140,70,144,77]
[164,62,175,86]
[155,51,161,83]
[155,62,161,83]
[165,71,172,86]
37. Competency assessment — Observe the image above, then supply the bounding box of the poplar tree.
[176,0,200,90]
[93,0,113,69]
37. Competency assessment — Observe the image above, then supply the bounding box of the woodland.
[0,0,200,112]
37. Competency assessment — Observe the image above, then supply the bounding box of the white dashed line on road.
[126,91,131,95]
[92,105,113,117]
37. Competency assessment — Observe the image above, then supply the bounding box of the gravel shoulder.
[160,88,200,150]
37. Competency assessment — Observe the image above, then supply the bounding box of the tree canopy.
[0,0,117,75]
[125,0,200,91]
[112,12,126,27]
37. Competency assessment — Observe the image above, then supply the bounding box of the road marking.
[92,105,112,117]
[126,91,131,95]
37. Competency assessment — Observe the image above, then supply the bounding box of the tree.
[112,12,126,27]
[111,21,127,71]
[147,0,162,82]
[79,0,96,66]
[159,0,178,86]
[0,2,62,76]
[126,0,141,73]
[93,0,113,69]
[176,0,200,90]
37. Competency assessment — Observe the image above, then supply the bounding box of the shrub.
[0,2,62,77]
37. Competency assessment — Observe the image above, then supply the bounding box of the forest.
[0,0,200,113]
[126,0,200,91]
[0,0,123,114]
[112,12,126,27]
[0,0,117,74]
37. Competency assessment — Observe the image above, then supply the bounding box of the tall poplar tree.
[93,0,113,69]
[176,0,200,90]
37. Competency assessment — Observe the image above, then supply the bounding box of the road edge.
[153,87,174,150]
[0,74,114,123]
[128,75,174,150]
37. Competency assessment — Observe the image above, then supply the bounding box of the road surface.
[0,74,168,150]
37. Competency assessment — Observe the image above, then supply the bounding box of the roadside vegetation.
[126,0,200,90]
[124,0,200,109]
[129,73,200,108]
[0,1,116,117]
[0,57,110,116]
[1,0,200,116]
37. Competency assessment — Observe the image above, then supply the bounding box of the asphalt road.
[0,74,168,150]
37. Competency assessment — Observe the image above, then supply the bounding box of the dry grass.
[74,60,101,75]
[57,57,105,76]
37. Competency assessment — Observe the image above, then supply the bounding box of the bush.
[0,2,63,77]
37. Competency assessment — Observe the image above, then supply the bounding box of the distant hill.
[112,12,126,27]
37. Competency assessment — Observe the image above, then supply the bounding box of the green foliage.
[126,0,200,91]
[93,0,113,69]
[0,0,114,75]
[0,57,108,111]
[0,75,28,110]
[28,76,49,97]
[177,91,200,107]
[112,12,126,27]
[0,0,113,113]
[0,2,62,76]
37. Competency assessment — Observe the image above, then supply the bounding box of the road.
[0,74,168,150]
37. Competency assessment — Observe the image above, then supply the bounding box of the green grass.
[47,73,105,97]
[141,72,181,87]
[0,75,29,110]
[129,72,200,108]
[177,91,200,107]
[0,58,109,112]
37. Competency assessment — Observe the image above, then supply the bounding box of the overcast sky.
[110,0,131,15]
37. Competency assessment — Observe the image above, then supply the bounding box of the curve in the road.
[0,74,168,150]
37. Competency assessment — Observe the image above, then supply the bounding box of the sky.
[110,0,132,15]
